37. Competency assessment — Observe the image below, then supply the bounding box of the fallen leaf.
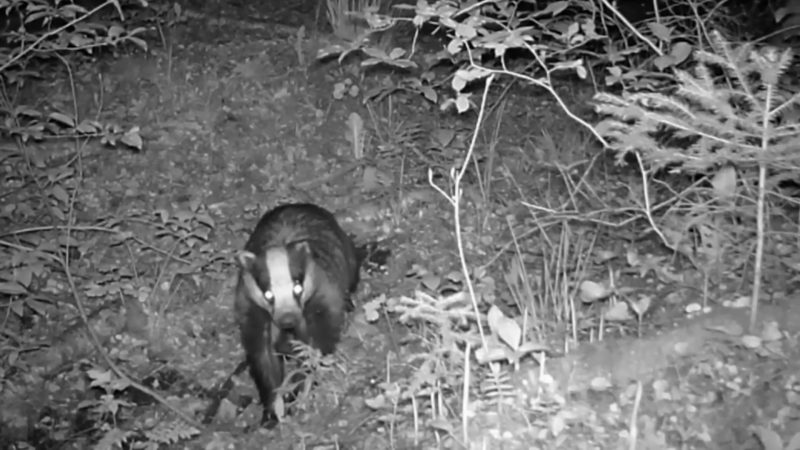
[723,296,750,308]
[752,425,783,450]
[705,320,743,336]
[550,413,566,436]
[685,303,702,314]
[364,394,387,410]
[626,247,641,267]
[664,291,684,305]
[630,295,652,316]
[420,273,441,291]
[711,165,737,200]
[487,305,521,350]
[589,376,612,391]
[741,335,762,349]
[594,249,618,263]
[761,321,782,342]
[428,417,454,433]
[786,430,800,450]
[579,280,613,303]
[603,301,632,321]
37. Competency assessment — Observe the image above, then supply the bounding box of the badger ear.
[236,250,257,270]
[240,267,271,312]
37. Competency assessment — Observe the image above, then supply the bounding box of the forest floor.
[2,1,800,449]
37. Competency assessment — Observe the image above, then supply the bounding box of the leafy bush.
[343,1,800,434]
[0,0,148,149]
[595,31,800,329]
[0,0,205,447]
[595,32,800,173]
[0,0,157,297]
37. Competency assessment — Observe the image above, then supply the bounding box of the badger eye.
[264,290,275,302]
[292,282,303,297]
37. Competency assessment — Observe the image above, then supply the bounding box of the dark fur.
[234,203,360,427]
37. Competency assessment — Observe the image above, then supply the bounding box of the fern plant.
[594,31,800,173]
[593,30,800,330]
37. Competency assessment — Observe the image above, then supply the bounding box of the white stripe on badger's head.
[237,241,315,330]
[264,246,301,330]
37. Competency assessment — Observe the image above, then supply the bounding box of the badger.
[234,202,361,427]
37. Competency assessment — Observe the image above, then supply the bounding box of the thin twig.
[428,73,496,447]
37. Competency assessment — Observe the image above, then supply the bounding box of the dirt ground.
[2,0,800,449]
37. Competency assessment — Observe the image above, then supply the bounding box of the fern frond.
[94,428,134,450]
[479,367,514,404]
[674,68,736,118]
[594,30,800,175]
[769,91,800,121]
[701,30,757,99]
[700,31,752,73]
[143,420,200,445]
[751,46,793,87]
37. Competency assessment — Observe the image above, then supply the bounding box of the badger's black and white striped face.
[238,242,313,329]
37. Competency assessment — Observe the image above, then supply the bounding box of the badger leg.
[263,286,346,413]
[271,319,314,407]
[239,306,285,428]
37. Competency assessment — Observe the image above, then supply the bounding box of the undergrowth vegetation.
[2,0,800,448]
